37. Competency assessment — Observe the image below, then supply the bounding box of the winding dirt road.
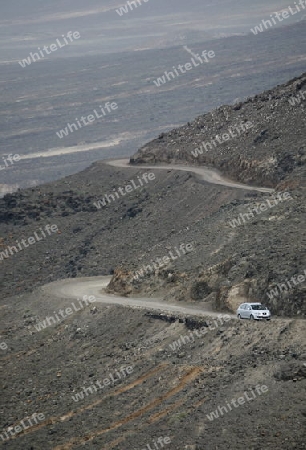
[45,276,235,319]
[107,159,274,193]
[45,159,275,317]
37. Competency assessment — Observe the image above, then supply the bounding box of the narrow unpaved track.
[45,159,275,316]
[107,159,274,193]
[45,277,236,319]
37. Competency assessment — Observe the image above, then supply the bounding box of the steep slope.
[0,285,306,450]
[0,74,305,318]
[131,72,306,188]
[0,73,306,450]
[125,72,306,317]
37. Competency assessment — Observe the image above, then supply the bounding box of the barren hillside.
[0,74,306,450]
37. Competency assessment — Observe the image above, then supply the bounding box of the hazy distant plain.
[0,0,305,193]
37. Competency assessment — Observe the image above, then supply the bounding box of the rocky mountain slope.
[0,72,306,450]
[0,285,305,449]
[1,73,306,318]
[131,73,306,188]
[114,72,306,317]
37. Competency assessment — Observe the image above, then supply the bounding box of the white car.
[237,302,271,321]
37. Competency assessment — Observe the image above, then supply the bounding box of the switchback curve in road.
[45,159,275,318]
[44,277,236,320]
[106,159,274,194]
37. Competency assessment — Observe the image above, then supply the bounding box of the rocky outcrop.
[106,268,134,296]
[131,73,306,189]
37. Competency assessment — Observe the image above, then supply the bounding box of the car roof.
[238,302,264,308]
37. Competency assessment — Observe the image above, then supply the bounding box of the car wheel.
[238,314,241,319]
[250,315,254,320]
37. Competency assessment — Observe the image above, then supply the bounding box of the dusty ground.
[1,75,305,318]
[0,74,306,449]
[0,285,305,449]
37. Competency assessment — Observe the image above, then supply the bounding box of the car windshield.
[251,305,267,310]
